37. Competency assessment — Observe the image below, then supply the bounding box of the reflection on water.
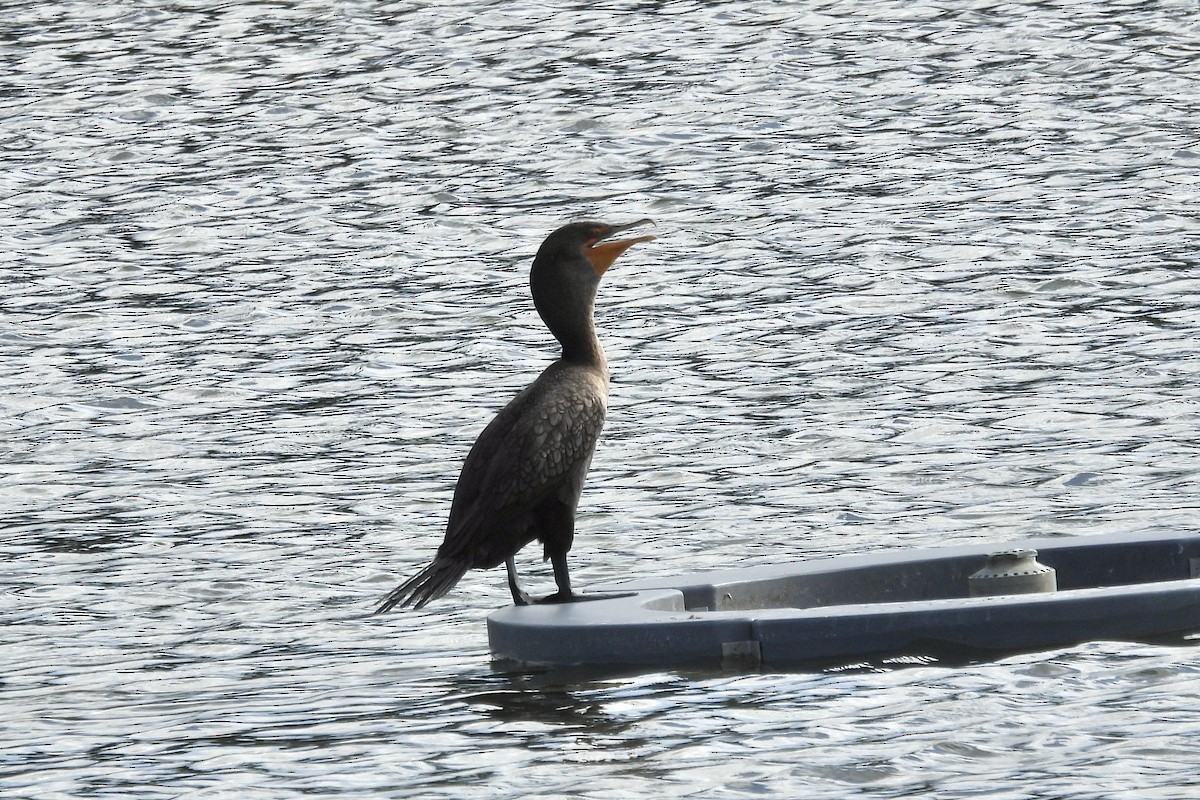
[4,0,1200,797]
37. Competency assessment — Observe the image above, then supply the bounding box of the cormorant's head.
[534,219,656,278]
[529,219,655,355]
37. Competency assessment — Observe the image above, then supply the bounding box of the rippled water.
[5,0,1200,797]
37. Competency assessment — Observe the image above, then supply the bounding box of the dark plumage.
[376,220,655,612]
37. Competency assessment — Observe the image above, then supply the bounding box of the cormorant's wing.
[438,365,607,561]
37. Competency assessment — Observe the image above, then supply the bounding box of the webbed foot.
[534,590,577,605]
[534,590,637,604]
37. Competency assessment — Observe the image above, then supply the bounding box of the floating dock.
[488,530,1200,669]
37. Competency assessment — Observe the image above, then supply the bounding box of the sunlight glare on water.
[3,0,1200,798]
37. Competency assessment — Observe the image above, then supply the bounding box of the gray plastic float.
[487,530,1200,669]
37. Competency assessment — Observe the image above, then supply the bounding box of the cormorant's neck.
[530,256,606,371]
[556,321,606,368]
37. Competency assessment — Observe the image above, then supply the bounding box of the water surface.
[4,1,1200,797]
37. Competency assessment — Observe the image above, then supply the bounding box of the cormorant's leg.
[506,557,532,606]
[537,551,578,604]
[538,550,638,605]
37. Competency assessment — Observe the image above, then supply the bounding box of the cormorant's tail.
[375,558,469,613]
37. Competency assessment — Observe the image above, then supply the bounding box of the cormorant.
[376,220,655,612]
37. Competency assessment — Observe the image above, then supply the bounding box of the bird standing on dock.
[376,220,655,612]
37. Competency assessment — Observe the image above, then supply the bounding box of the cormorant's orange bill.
[584,219,655,276]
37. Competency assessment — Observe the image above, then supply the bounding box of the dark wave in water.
[4,1,1199,798]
